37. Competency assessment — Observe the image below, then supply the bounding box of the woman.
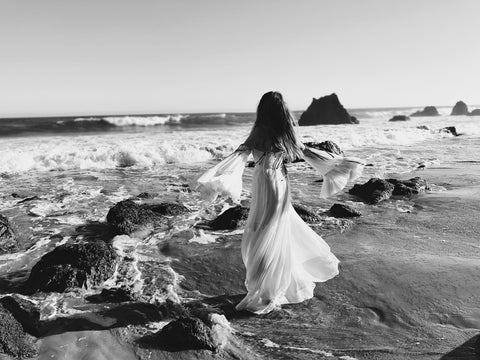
[196,91,364,314]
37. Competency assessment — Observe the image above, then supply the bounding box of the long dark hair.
[244,91,303,162]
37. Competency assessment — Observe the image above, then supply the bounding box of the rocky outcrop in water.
[154,316,216,351]
[206,205,249,230]
[469,109,480,116]
[0,303,38,359]
[329,203,362,218]
[349,177,428,204]
[25,241,116,293]
[440,126,459,136]
[0,214,17,254]
[86,287,138,303]
[349,178,395,204]
[106,200,189,235]
[299,93,359,125]
[304,140,343,155]
[451,101,469,115]
[389,115,410,122]
[410,106,439,117]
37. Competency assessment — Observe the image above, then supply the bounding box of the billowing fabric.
[196,145,364,314]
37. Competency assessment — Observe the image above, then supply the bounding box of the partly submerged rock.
[106,199,170,234]
[389,115,410,122]
[299,93,358,125]
[0,303,38,359]
[292,203,321,223]
[0,295,40,337]
[86,287,138,303]
[469,109,480,116]
[349,177,428,204]
[450,101,469,115]
[304,140,343,155]
[155,316,216,351]
[206,205,249,230]
[349,178,395,204]
[329,203,362,218]
[25,241,116,293]
[0,214,17,254]
[410,106,439,117]
[388,177,428,196]
[440,126,459,136]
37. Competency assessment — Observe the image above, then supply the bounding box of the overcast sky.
[1,0,479,116]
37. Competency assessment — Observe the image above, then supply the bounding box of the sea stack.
[450,101,468,115]
[469,109,480,116]
[299,93,359,125]
[410,106,439,117]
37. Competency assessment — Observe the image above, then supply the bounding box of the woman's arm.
[194,145,251,202]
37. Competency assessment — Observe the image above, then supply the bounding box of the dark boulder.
[350,177,428,204]
[299,93,358,125]
[440,126,459,136]
[329,203,361,218]
[0,304,38,359]
[349,178,395,204]
[292,203,321,223]
[410,106,439,117]
[0,214,17,254]
[389,115,410,122]
[469,109,480,116]
[388,177,428,196]
[451,101,469,115]
[207,205,249,230]
[106,199,169,234]
[86,287,138,303]
[25,241,116,293]
[304,140,343,155]
[155,316,216,351]
[0,295,40,337]
[416,125,430,130]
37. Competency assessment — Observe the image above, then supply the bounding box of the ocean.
[1,107,480,359]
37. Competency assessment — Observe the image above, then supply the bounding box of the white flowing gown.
[196,145,364,314]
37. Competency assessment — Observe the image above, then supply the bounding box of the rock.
[208,205,249,230]
[349,178,395,204]
[0,304,38,359]
[292,203,321,223]
[440,126,459,136]
[451,101,469,115]
[388,177,428,196]
[0,295,40,337]
[146,203,190,216]
[304,140,343,155]
[469,109,480,116]
[106,199,166,234]
[156,316,216,351]
[25,241,116,293]
[389,115,410,122]
[410,106,439,117]
[299,93,358,125]
[246,161,255,168]
[349,177,428,204]
[329,203,362,218]
[416,125,430,130]
[136,192,154,199]
[0,214,17,254]
[86,287,138,303]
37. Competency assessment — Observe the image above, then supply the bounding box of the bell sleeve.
[195,144,251,202]
[302,146,365,198]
